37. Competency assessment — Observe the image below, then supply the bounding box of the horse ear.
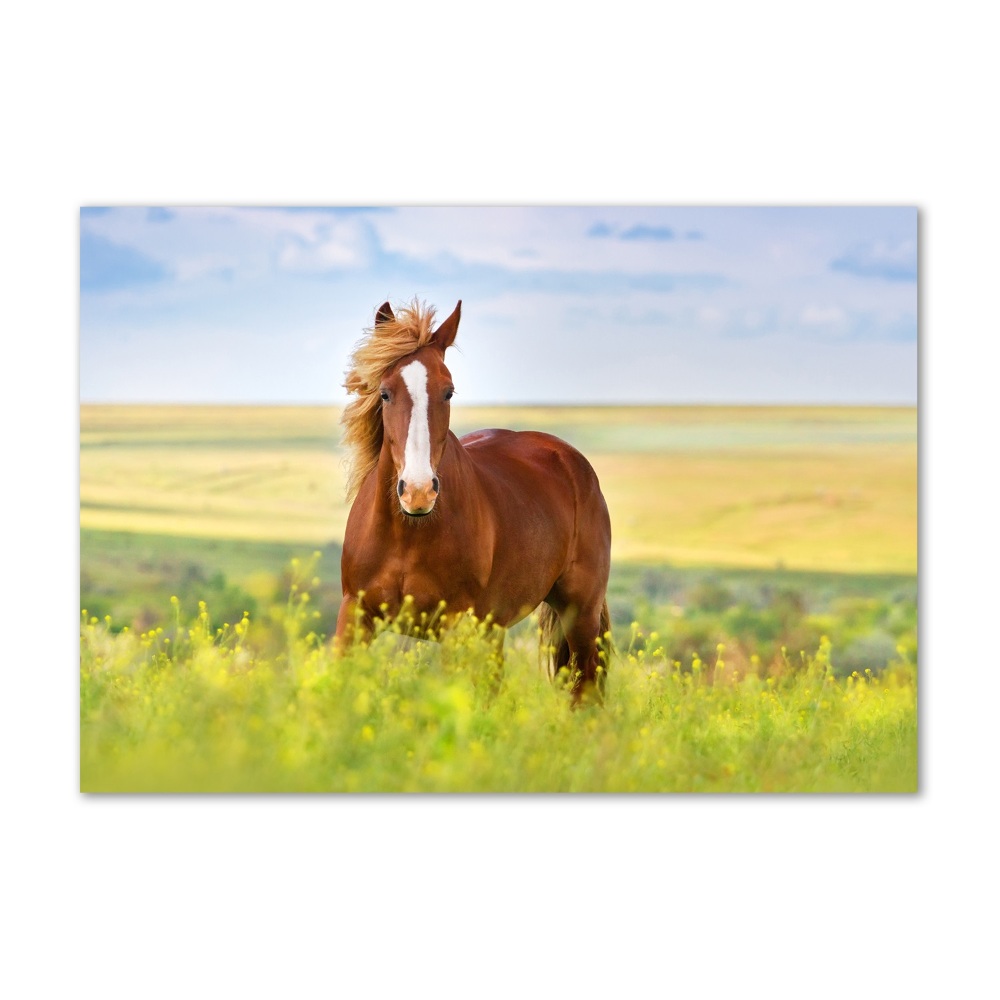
[375,301,395,326]
[434,300,461,350]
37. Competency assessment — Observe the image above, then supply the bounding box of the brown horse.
[335,299,612,703]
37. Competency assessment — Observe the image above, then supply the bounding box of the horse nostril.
[397,480,406,498]
[431,477,439,494]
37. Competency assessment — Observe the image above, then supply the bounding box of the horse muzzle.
[398,476,439,517]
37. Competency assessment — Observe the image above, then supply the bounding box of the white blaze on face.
[400,360,434,486]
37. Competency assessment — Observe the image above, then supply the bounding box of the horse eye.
[380,390,389,402]
[444,389,454,401]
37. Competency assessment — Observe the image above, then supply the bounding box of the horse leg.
[333,595,373,651]
[564,609,606,706]
[545,585,611,706]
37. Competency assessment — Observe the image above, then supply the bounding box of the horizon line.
[79,399,918,409]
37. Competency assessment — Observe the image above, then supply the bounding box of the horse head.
[377,300,461,517]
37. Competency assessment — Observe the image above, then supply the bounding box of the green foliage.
[81,580,917,793]
[80,530,342,642]
[607,564,917,679]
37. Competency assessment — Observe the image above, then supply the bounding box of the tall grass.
[80,567,917,793]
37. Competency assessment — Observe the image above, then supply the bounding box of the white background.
[2,2,995,997]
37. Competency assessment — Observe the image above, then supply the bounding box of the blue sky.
[79,206,917,404]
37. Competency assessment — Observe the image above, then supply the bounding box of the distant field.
[81,404,917,573]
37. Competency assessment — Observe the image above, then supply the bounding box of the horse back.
[459,427,610,550]
[461,428,604,493]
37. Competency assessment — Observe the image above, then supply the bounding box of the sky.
[79,206,917,405]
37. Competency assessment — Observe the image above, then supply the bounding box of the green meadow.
[80,404,918,792]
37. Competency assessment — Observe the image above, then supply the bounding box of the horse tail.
[538,603,570,681]
[597,600,612,652]
[538,600,613,687]
[597,599,613,695]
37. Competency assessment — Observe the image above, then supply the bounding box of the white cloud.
[276,217,374,273]
[831,237,917,281]
[174,253,238,281]
[371,207,713,275]
[800,305,846,326]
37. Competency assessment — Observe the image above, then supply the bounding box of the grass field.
[79,404,918,792]
[81,598,916,793]
[82,404,916,571]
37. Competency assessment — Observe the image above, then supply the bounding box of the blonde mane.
[341,299,439,501]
